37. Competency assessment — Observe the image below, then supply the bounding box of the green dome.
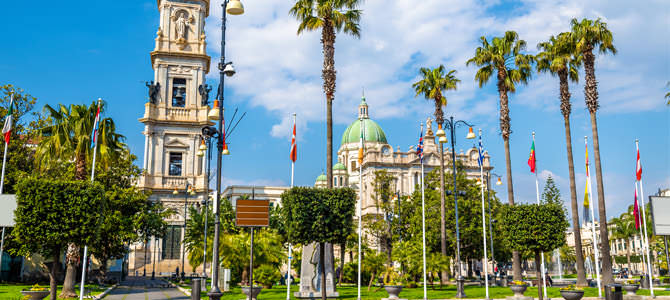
[333,162,346,170]
[316,173,327,182]
[341,119,387,145]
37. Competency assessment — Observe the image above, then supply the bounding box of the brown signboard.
[236,199,270,227]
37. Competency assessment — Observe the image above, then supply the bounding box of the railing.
[163,176,187,188]
[166,107,189,120]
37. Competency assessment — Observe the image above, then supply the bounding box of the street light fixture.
[486,172,503,284]
[443,116,475,298]
[177,183,195,282]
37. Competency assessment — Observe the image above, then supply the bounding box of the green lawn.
[188,284,670,300]
[0,283,109,300]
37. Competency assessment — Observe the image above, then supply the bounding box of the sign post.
[236,198,270,289]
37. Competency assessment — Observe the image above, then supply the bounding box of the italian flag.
[2,95,13,145]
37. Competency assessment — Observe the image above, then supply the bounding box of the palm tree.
[536,32,588,286]
[610,213,635,273]
[665,82,670,105]
[466,31,533,281]
[289,0,362,189]
[36,101,125,297]
[570,17,617,285]
[412,65,460,284]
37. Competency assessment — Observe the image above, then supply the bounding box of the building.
[222,185,289,208]
[130,0,213,275]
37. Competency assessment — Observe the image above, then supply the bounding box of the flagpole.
[357,117,363,300]
[585,137,602,298]
[0,93,13,195]
[80,98,102,300]
[287,113,296,300]
[478,129,489,300]
[419,123,427,300]
[532,133,548,300]
[636,140,654,296]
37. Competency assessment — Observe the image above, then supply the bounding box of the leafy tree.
[12,179,104,300]
[500,203,569,300]
[535,33,588,285]
[362,249,385,290]
[219,230,285,285]
[412,65,460,284]
[184,204,213,273]
[466,31,534,280]
[282,187,356,300]
[364,170,398,265]
[255,264,282,288]
[570,17,617,285]
[610,215,635,272]
[289,0,362,189]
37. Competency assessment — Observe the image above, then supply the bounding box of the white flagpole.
[287,113,296,300]
[636,140,654,296]
[478,129,489,300]
[0,93,13,195]
[80,98,102,300]
[357,117,363,300]
[420,123,427,300]
[585,136,602,298]
[532,132,548,300]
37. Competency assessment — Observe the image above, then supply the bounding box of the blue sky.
[1,0,668,219]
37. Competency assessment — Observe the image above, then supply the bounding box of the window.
[334,177,338,187]
[172,78,187,107]
[162,225,182,260]
[351,161,357,170]
[169,152,183,176]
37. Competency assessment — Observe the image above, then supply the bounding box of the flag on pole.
[2,96,13,145]
[583,144,591,222]
[358,121,364,164]
[528,140,536,173]
[636,149,642,181]
[290,121,297,162]
[477,135,484,167]
[90,104,101,148]
[416,127,424,163]
[633,186,640,230]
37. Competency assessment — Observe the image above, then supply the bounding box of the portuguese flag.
[528,140,536,173]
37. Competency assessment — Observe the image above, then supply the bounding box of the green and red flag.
[528,140,536,173]
[2,95,13,145]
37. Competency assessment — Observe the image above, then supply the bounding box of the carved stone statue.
[198,84,212,106]
[426,117,433,136]
[296,243,338,299]
[176,13,188,40]
[146,81,161,104]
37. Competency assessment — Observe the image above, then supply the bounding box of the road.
[103,277,189,300]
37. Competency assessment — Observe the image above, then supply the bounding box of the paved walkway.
[103,276,189,300]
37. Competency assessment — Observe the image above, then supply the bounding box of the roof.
[333,162,346,170]
[341,118,387,145]
[316,173,327,182]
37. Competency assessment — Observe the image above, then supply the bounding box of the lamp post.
[438,116,475,298]
[208,3,242,298]
[485,172,502,283]
[175,183,196,282]
[197,137,212,283]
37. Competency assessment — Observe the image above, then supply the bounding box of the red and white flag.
[633,186,640,230]
[636,148,642,181]
[290,120,297,163]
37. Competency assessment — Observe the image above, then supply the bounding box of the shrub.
[255,264,281,288]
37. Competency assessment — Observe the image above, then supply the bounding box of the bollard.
[192,278,201,300]
[605,284,622,300]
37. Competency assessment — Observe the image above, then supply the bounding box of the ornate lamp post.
[438,116,475,298]
[175,183,196,282]
[208,2,243,299]
[197,137,212,283]
[485,172,502,280]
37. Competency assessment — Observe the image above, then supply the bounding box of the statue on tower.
[199,84,212,106]
[176,12,188,40]
[146,81,161,104]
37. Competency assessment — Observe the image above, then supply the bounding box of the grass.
[0,283,109,300]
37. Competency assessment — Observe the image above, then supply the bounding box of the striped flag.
[417,127,424,164]
[358,120,364,164]
[477,135,484,167]
[633,186,640,230]
[583,143,591,223]
[2,95,13,145]
[90,103,101,148]
[636,149,642,181]
[290,120,297,162]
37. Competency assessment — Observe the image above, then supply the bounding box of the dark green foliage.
[541,175,563,206]
[255,264,282,288]
[281,187,356,245]
[500,203,569,254]
[12,178,104,257]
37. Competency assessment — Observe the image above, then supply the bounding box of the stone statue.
[198,84,212,106]
[176,13,188,40]
[146,81,160,104]
[296,243,338,299]
[426,117,433,136]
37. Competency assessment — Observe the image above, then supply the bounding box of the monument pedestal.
[296,243,338,300]
[506,296,533,300]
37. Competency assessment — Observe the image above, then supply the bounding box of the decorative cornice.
[151,51,210,73]
[157,0,209,16]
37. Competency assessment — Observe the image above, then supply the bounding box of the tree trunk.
[339,241,345,286]
[626,241,631,274]
[368,270,375,291]
[50,253,59,300]
[439,141,447,285]
[60,243,79,298]
[75,152,87,180]
[535,251,544,300]
[590,111,613,285]
[320,242,327,300]
[321,16,336,189]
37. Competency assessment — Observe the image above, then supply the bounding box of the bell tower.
[135,0,212,273]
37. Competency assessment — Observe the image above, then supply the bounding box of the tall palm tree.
[289,2,361,298]
[665,82,670,105]
[466,31,533,281]
[570,17,617,285]
[536,32,588,286]
[412,65,460,284]
[36,101,125,297]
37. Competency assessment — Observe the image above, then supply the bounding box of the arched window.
[334,177,338,187]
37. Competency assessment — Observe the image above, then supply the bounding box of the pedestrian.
[545,273,553,287]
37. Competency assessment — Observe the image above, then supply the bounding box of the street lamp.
[175,183,196,282]
[486,172,502,285]
[442,116,475,298]
[197,136,213,285]
[208,1,243,294]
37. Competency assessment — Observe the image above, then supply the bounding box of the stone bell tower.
[134,0,212,274]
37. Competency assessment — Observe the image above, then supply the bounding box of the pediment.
[165,138,189,148]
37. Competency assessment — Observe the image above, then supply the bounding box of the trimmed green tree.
[12,179,104,300]
[281,187,356,300]
[500,203,569,300]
